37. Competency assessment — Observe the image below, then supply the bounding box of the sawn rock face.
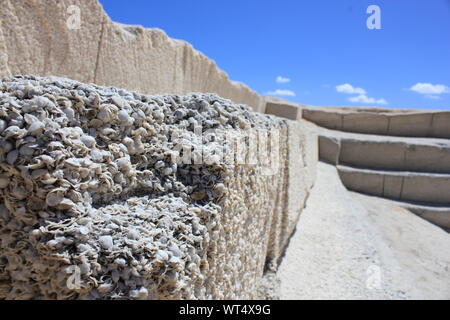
[0,75,317,299]
[0,0,265,113]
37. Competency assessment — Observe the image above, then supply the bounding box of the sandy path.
[275,162,450,299]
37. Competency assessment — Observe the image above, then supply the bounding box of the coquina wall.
[0,75,317,299]
[0,0,319,299]
[0,0,265,113]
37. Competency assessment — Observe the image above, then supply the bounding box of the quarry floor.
[266,162,450,300]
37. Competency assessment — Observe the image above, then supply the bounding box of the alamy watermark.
[366,5,381,30]
[366,264,382,290]
[167,125,281,176]
[66,5,81,30]
[66,265,81,290]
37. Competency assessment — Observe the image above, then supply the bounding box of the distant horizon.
[99,0,450,111]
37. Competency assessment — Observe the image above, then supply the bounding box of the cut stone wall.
[0,76,316,299]
[264,97,303,121]
[300,105,450,230]
[303,106,450,139]
[0,0,265,113]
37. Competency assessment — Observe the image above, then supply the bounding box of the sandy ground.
[272,162,450,299]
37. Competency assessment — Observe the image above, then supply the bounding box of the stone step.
[317,128,450,173]
[337,165,450,206]
[350,191,450,230]
[303,106,450,139]
[264,97,303,120]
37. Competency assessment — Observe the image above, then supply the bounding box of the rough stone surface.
[0,0,265,113]
[0,76,315,299]
[352,194,450,231]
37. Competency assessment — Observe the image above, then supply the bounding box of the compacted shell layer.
[0,75,289,299]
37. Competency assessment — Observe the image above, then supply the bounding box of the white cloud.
[276,76,291,84]
[336,83,366,95]
[266,89,296,97]
[348,94,388,105]
[335,83,386,105]
[410,83,449,95]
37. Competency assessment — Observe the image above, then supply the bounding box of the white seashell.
[57,198,76,210]
[0,176,10,188]
[24,113,39,125]
[153,111,164,120]
[155,250,169,261]
[64,158,81,167]
[79,226,90,235]
[154,161,165,169]
[6,149,19,165]
[30,229,42,238]
[28,121,45,134]
[19,144,35,156]
[79,262,90,274]
[3,126,26,138]
[114,258,126,267]
[81,135,96,148]
[45,189,65,207]
[168,244,182,257]
[77,217,91,225]
[77,243,91,252]
[127,229,140,240]
[101,128,116,136]
[97,108,112,122]
[1,141,13,153]
[97,283,113,294]
[46,239,59,248]
[48,141,64,149]
[63,108,75,121]
[169,256,183,265]
[111,270,120,283]
[99,235,114,250]
[39,155,55,166]
[41,177,57,185]
[129,287,148,299]
[34,96,53,108]
[0,119,6,132]
[111,96,125,108]
[118,110,130,122]
[31,169,48,178]
[214,183,226,196]
[116,157,131,171]
[11,186,27,200]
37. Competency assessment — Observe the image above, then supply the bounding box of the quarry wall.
[0,0,321,299]
[302,106,450,230]
[1,0,446,301]
[303,106,450,139]
[0,76,317,299]
[0,0,266,113]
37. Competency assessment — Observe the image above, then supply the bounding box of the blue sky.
[99,0,450,110]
